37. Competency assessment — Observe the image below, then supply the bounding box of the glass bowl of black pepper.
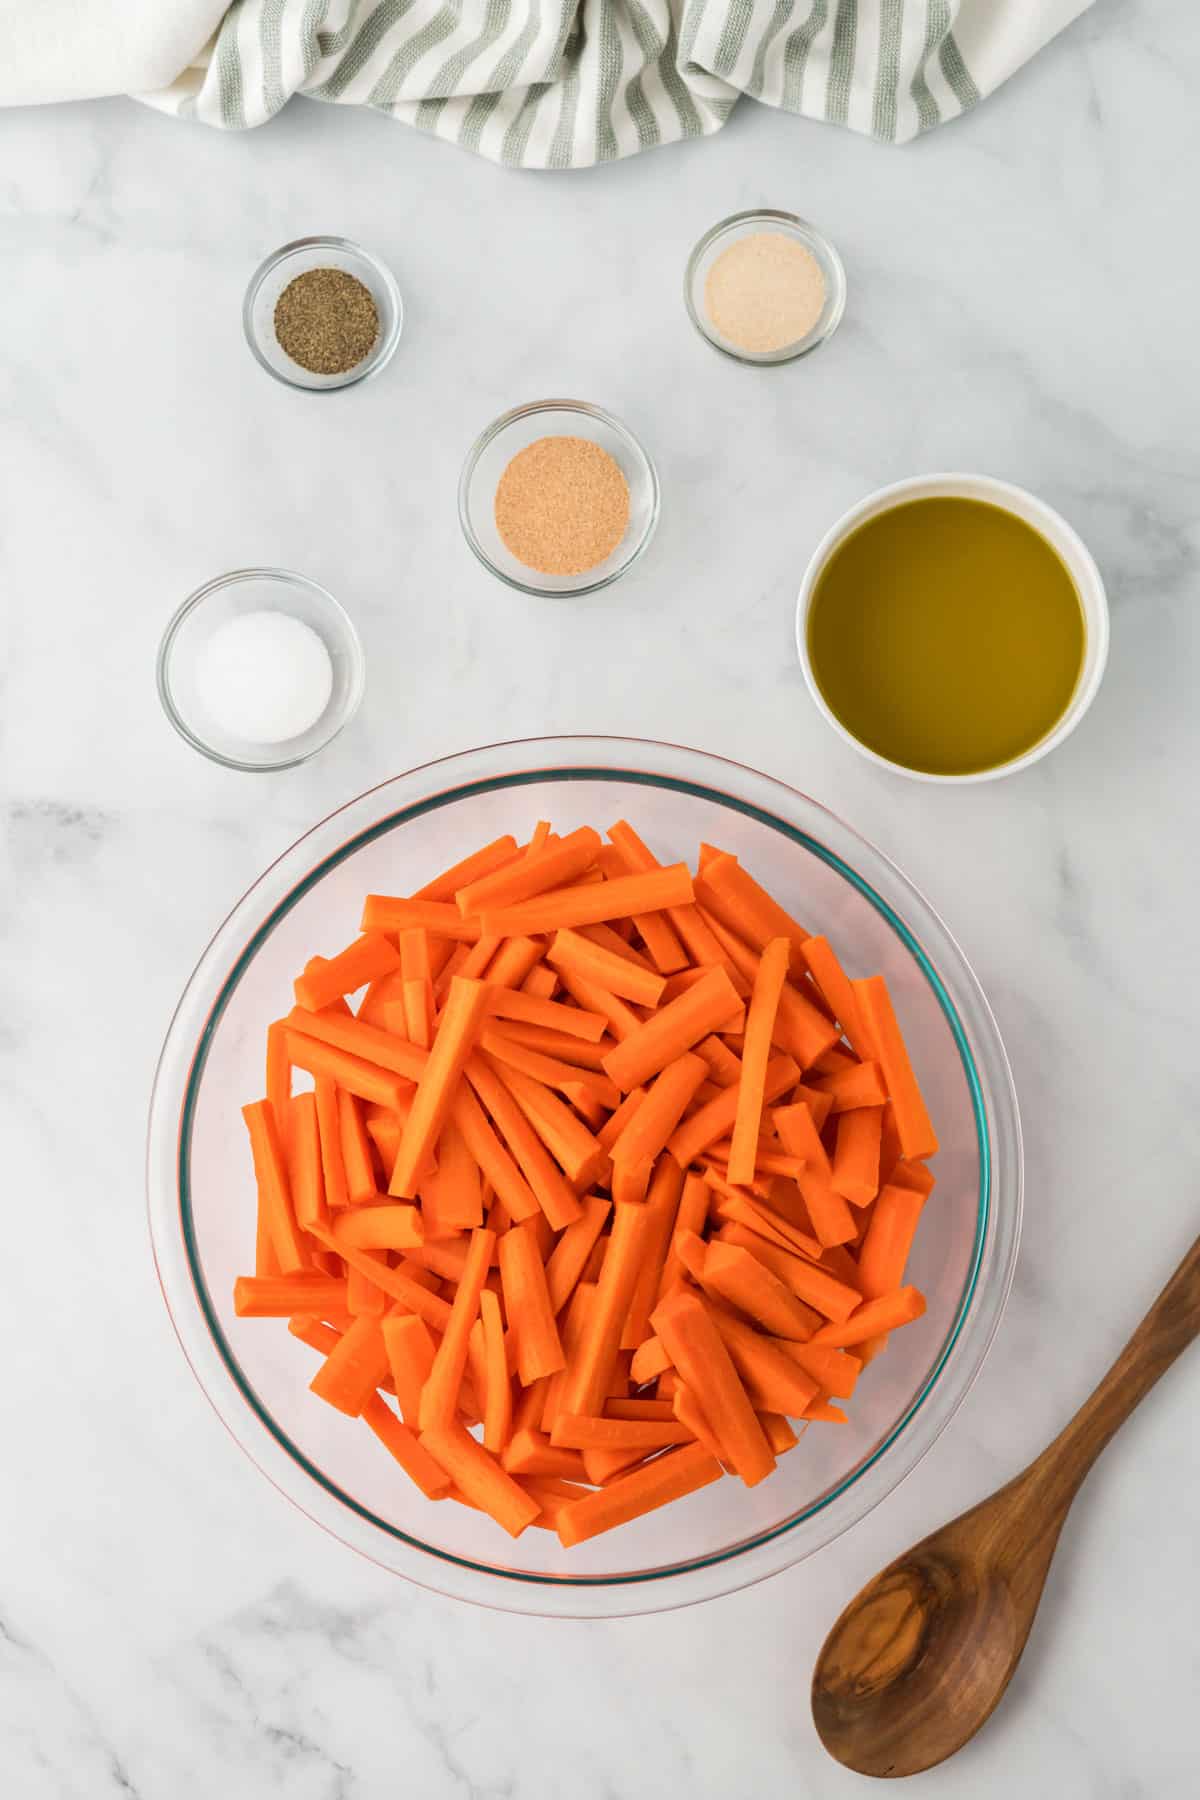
[243,236,403,392]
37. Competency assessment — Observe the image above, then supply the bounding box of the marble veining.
[3,1,1200,1792]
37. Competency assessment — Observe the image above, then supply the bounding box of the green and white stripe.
[139,0,1085,168]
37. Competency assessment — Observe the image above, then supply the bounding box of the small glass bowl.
[685,209,847,365]
[459,399,660,598]
[243,236,403,392]
[157,568,366,771]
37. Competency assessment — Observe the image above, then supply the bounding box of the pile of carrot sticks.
[235,821,938,1546]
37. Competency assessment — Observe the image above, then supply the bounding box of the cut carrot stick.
[792,1082,834,1133]
[704,1306,820,1417]
[670,1383,727,1463]
[832,1104,882,1207]
[857,1183,927,1298]
[603,966,743,1092]
[419,1419,542,1537]
[712,1226,823,1332]
[484,1019,613,1069]
[698,1240,818,1341]
[288,1091,327,1236]
[650,1289,775,1487]
[234,1275,348,1317]
[458,826,601,915]
[711,1189,823,1262]
[294,932,401,1012]
[698,911,838,1067]
[479,1030,619,1109]
[414,835,520,902]
[286,1034,414,1112]
[812,1060,888,1113]
[553,965,645,1042]
[604,1398,676,1421]
[381,1312,438,1424]
[478,1287,512,1454]
[812,1285,927,1347]
[803,1399,849,1423]
[421,1118,484,1232]
[342,1255,387,1317]
[620,1157,686,1347]
[337,1089,379,1205]
[759,1411,800,1455]
[242,1100,307,1272]
[465,1057,582,1229]
[480,865,694,940]
[559,1199,657,1419]
[544,1196,611,1314]
[500,1427,589,1481]
[550,1415,694,1451]
[309,1083,350,1221]
[889,1156,936,1197]
[309,1314,390,1417]
[285,1007,428,1085]
[632,907,688,975]
[288,1314,342,1357]
[853,977,939,1159]
[266,1019,291,1137]
[521,963,558,999]
[610,1055,707,1201]
[693,1035,742,1087]
[361,897,483,941]
[728,937,790,1186]
[629,1335,673,1385]
[668,1055,799,1170]
[774,1102,857,1247]
[451,1082,541,1224]
[800,935,874,1058]
[362,1394,451,1498]
[419,1227,496,1430]
[486,988,606,1040]
[390,977,491,1199]
[693,853,811,978]
[499,1219,566,1384]
[714,1216,858,1321]
[332,1203,423,1252]
[658,1172,711,1299]
[399,975,433,1047]
[556,1442,723,1547]
[315,1236,452,1329]
[781,1339,862,1398]
[547,928,668,1008]
[483,935,546,989]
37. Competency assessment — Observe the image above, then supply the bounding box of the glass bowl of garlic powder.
[685,210,846,366]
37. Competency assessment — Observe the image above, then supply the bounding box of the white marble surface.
[3,1,1200,1791]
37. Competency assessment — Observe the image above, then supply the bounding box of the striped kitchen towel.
[2,0,1093,168]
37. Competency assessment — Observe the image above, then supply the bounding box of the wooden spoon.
[812,1230,1200,1778]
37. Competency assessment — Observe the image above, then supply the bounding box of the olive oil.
[807,498,1086,776]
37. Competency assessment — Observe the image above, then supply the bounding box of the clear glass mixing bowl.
[147,737,1022,1617]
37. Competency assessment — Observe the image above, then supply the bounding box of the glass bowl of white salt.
[685,209,846,366]
[157,568,365,771]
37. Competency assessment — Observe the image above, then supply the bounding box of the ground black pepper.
[273,268,380,376]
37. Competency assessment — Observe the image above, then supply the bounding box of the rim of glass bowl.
[457,400,661,598]
[147,736,1022,1618]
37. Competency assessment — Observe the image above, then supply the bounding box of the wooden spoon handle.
[1025,1228,1200,1512]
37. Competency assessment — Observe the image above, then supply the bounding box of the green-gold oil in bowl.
[806,497,1087,778]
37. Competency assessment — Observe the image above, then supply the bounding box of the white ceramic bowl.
[795,474,1109,784]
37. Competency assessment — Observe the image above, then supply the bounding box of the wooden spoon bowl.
[813,1229,1200,1778]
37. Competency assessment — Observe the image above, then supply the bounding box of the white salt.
[195,610,333,745]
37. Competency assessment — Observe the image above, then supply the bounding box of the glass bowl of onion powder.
[157,569,366,770]
[685,209,846,365]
